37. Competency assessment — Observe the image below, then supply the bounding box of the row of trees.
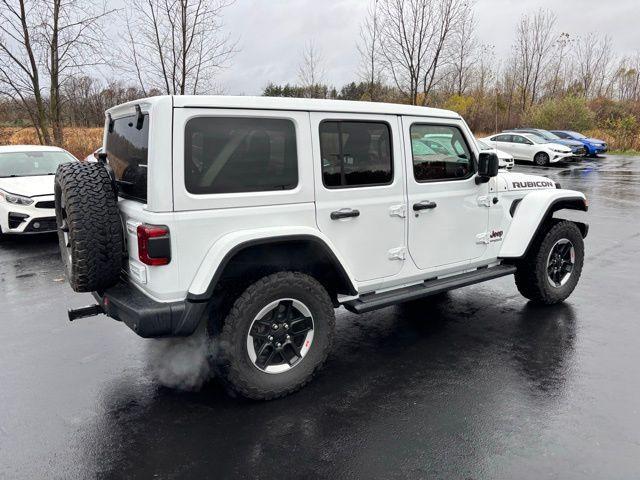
[1,0,639,148]
[0,0,235,145]
[266,1,640,142]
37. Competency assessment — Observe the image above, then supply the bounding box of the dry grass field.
[0,127,103,160]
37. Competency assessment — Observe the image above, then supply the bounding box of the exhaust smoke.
[146,327,216,391]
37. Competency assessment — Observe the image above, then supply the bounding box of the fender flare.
[187,227,358,301]
[499,189,588,259]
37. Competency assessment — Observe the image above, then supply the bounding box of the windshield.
[535,130,560,140]
[569,131,586,139]
[0,151,75,177]
[476,139,490,150]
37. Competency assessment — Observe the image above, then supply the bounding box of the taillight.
[137,224,171,266]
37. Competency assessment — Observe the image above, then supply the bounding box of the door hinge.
[388,246,407,260]
[389,204,407,218]
[477,196,492,207]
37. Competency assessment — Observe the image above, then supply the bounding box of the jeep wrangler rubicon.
[55,96,588,400]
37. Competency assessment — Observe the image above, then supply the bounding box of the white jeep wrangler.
[55,96,588,399]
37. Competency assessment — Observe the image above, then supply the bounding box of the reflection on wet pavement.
[1,156,640,479]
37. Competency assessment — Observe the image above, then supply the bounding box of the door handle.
[413,201,437,211]
[331,209,360,220]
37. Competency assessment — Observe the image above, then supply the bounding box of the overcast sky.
[208,0,639,95]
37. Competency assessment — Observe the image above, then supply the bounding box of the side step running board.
[343,264,517,314]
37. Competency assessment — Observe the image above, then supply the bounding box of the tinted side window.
[185,117,298,194]
[512,135,530,144]
[106,114,149,202]
[495,134,512,142]
[411,124,474,182]
[320,121,392,188]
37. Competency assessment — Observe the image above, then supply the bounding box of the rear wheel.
[216,272,335,400]
[534,152,550,166]
[515,221,584,304]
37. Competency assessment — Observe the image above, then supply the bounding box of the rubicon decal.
[511,180,555,189]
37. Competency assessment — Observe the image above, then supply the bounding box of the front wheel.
[216,272,335,400]
[534,152,550,166]
[515,221,584,304]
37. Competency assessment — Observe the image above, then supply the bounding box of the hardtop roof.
[106,95,461,119]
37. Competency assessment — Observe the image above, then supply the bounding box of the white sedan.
[480,132,572,166]
[0,145,77,238]
[476,138,514,170]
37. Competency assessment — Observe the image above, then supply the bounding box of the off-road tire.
[216,272,335,400]
[515,220,584,304]
[54,162,123,292]
[534,152,550,166]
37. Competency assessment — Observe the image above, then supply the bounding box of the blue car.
[510,128,587,156]
[550,130,608,157]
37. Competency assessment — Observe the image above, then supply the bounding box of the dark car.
[510,128,587,156]
[550,130,608,157]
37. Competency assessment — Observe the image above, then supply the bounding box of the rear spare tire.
[54,162,123,292]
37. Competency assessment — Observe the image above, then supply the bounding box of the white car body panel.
[499,189,586,258]
[188,226,357,298]
[98,96,586,304]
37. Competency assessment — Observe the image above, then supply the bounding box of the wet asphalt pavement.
[1,155,640,479]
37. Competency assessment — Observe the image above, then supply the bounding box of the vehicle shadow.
[79,293,578,478]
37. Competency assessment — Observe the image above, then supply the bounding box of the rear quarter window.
[185,117,298,194]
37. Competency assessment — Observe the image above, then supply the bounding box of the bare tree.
[449,3,477,96]
[357,0,383,100]
[123,0,237,95]
[0,0,52,144]
[378,0,467,105]
[546,32,571,98]
[0,0,113,145]
[297,40,325,92]
[612,55,640,102]
[574,33,613,98]
[512,9,557,110]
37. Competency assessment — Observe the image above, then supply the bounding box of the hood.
[0,175,55,197]
[555,138,583,147]
[547,142,572,152]
[586,137,606,144]
[494,148,513,161]
[496,171,556,192]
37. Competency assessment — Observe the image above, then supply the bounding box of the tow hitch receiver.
[68,304,104,322]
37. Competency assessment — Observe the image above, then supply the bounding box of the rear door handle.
[413,201,437,211]
[331,209,360,220]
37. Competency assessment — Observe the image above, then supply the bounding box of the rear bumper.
[92,281,208,338]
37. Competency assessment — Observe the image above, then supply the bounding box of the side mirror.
[476,152,499,184]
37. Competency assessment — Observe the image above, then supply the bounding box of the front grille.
[8,212,29,229]
[23,217,57,232]
[35,200,55,209]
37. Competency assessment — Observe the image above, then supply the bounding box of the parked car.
[481,132,573,166]
[509,128,586,156]
[476,138,514,169]
[0,145,77,238]
[56,96,588,400]
[550,130,608,157]
[83,147,103,163]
